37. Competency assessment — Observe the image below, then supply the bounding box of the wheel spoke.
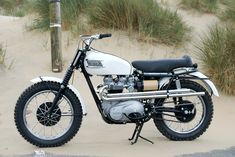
[23,90,75,140]
[60,100,70,113]
[61,113,74,116]
[160,94,206,134]
[162,112,182,119]
[53,107,60,114]
[36,112,44,117]
[37,124,45,135]
[56,122,66,132]
[31,121,40,131]
[44,125,46,137]
[35,95,39,108]
[38,106,43,112]
[43,92,51,103]
[52,125,58,135]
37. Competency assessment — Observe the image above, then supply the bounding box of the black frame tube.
[80,57,123,124]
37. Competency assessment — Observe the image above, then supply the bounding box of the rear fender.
[189,72,219,96]
[158,72,219,97]
[31,76,87,115]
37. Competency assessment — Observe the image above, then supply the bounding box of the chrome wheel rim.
[23,90,74,140]
[162,93,206,134]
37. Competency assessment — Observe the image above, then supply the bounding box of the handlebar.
[80,33,112,49]
[80,33,112,40]
[99,33,112,39]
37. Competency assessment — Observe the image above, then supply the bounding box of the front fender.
[31,76,87,115]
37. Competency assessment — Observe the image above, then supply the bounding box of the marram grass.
[181,0,218,13]
[197,24,235,95]
[88,0,189,45]
[30,0,87,31]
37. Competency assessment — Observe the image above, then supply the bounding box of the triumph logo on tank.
[86,60,103,68]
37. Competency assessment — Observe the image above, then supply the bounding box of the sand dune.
[0,4,235,157]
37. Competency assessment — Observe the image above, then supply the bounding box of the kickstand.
[128,122,154,145]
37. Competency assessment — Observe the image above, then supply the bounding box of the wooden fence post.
[49,0,63,72]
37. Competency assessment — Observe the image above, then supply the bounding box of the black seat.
[132,55,193,73]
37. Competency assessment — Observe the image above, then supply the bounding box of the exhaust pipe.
[99,86,205,101]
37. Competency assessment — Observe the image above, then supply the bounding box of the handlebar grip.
[99,33,112,39]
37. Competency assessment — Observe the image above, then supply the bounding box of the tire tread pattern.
[14,81,83,147]
[153,80,214,141]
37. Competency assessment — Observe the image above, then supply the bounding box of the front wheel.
[153,80,213,140]
[14,81,83,147]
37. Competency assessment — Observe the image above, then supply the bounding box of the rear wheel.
[153,80,213,140]
[14,81,83,147]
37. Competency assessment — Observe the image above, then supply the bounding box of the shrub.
[31,0,88,30]
[181,0,218,13]
[0,0,30,17]
[0,43,6,66]
[197,24,235,95]
[88,0,188,45]
[220,0,235,22]
[30,0,50,30]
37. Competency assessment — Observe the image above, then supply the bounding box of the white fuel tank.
[84,50,133,75]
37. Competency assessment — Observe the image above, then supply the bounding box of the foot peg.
[128,122,154,144]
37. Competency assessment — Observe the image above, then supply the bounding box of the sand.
[0,3,235,157]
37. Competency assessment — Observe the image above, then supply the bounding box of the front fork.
[47,66,75,115]
[47,49,83,115]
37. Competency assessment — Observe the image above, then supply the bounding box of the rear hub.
[36,102,61,126]
[175,100,196,122]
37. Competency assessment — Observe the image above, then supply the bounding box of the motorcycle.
[14,34,219,147]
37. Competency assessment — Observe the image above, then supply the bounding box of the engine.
[102,100,145,122]
[103,75,136,93]
[102,75,158,93]
[100,75,145,122]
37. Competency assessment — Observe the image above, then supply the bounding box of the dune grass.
[0,43,6,66]
[181,0,218,13]
[0,43,14,70]
[30,0,88,31]
[197,24,235,95]
[0,0,31,17]
[88,0,189,45]
[30,0,50,30]
[220,0,235,22]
